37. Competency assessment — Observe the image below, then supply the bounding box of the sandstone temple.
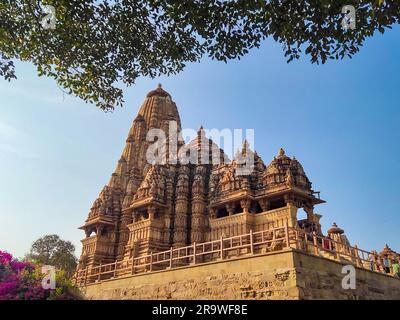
[74,85,400,300]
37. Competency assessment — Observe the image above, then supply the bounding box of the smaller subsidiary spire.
[242,138,249,150]
[197,125,206,140]
[240,139,251,157]
[328,222,344,235]
[379,244,397,257]
[233,139,253,161]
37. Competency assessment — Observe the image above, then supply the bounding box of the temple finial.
[279,148,285,156]
[239,139,247,152]
[197,125,205,137]
[146,83,171,98]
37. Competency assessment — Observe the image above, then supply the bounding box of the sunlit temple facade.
[77,85,327,266]
[75,86,400,300]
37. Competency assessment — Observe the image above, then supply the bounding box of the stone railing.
[209,206,297,240]
[81,236,97,256]
[74,226,399,287]
[127,219,152,240]
[254,206,297,229]
[209,212,253,239]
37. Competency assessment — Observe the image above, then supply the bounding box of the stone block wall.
[82,249,400,300]
[294,251,400,299]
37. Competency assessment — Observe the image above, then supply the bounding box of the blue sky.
[0,26,399,259]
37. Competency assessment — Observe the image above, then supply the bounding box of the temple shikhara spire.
[75,86,400,299]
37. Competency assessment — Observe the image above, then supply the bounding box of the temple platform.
[81,248,400,300]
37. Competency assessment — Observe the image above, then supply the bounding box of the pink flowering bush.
[0,250,82,300]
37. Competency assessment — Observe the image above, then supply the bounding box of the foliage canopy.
[26,234,77,278]
[0,0,398,110]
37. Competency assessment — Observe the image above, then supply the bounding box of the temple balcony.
[124,206,170,259]
[80,234,115,264]
[210,212,254,240]
[253,205,298,230]
[81,235,97,256]
[210,204,298,241]
[127,217,165,240]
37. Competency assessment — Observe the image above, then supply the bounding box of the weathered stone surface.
[82,250,400,300]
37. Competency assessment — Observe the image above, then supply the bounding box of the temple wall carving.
[82,250,400,300]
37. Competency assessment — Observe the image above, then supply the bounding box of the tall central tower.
[78,84,183,265]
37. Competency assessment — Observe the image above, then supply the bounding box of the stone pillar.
[173,167,190,247]
[210,208,218,219]
[287,202,298,227]
[119,210,134,260]
[304,205,314,220]
[191,168,207,244]
[164,177,175,246]
[131,210,137,223]
[173,198,189,247]
[226,203,235,216]
[123,209,136,259]
[284,194,295,206]
[191,198,207,243]
[148,206,156,220]
[240,199,251,214]
[96,225,103,237]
